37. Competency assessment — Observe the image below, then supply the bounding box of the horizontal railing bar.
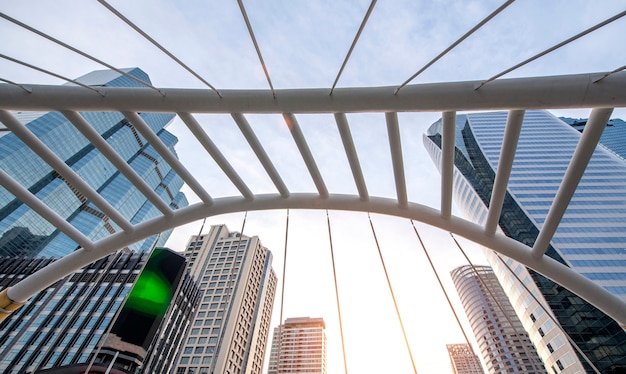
[1,72,624,113]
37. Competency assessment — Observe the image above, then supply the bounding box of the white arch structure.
[1,72,626,327]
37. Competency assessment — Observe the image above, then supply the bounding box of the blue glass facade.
[0,68,188,258]
[561,117,626,160]
[0,250,200,374]
[424,110,626,373]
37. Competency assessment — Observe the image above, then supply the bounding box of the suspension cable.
[368,213,418,374]
[395,0,515,95]
[491,252,601,374]
[326,210,349,374]
[0,54,104,96]
[593,64,626,83]
[475,9,626,90]
[449,233,546,373]
[0,77,31,93]
[330,0,378,95]
[409,220,477,357]
[0,12,165,96]
[97,0,222,97]
[276,209,290,373]
[236,0,276,99]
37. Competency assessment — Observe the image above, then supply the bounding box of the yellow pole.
[0,288,24,322]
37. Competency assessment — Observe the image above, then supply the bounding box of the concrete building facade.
[451,265,547,374]
[447,343,485,374]
[267,317,327,374]
[175,224,277,374]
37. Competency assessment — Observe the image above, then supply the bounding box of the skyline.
[2,1,626,373]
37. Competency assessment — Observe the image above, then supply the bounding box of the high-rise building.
[0,248,200,374]
[451,265,547,373]
[140,269,201,374]
[446,343,485,374]
[424,110,626,373]
[267,317,327,374]
[175,224,277,374]
[561,116,626,159]
[0,68,188,259]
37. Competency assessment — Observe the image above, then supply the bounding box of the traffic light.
[109,247,185,350]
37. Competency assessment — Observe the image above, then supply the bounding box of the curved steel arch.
[1,72,626,326]
[8,194,626,325]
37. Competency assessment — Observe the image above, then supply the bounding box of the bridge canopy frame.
[0,71,626,326]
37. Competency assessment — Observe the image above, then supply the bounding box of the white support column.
[335,113,369,201]
[0,110,134,233]
[283,113,328,198]
[386,112,408,208]
[232,113,290,198]
[440,111,456,219]
[123,111,213,206]
[532,108,613,258]
[484,110,524,235]
[63,110,174,216]
[0,169,94,251]
[178,112,253,200]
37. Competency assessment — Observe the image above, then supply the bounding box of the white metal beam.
[386,112,407,208]
[123,111,213,206]
[484,109,524,235]
[178,112,254,200]
[2,72,626,332]
[1,73,625,113]
[0,110,133,232]
[335,113,368,200]
[532,108,613,258]
[283,113,328,197]
[440,111,456,218]
[0,169,94,251]
[6,193,626,327]
[231,113,290,198]
[63,110,174,216]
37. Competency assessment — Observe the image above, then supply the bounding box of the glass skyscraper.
[561,116,626,160]
[424,110,626,373]
[0,68,188,258]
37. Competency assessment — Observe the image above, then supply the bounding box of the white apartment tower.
[451,265,547,374]
[174,224,277,374]
[447,343,485,374]
[267,317,327,374]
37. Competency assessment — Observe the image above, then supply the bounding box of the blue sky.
[2,1,626,372]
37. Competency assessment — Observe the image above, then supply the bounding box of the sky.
[2,1,626,373]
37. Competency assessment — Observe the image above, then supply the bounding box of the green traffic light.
[125,270,172,317]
